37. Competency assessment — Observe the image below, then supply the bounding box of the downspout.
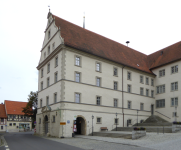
[122,66,125,127]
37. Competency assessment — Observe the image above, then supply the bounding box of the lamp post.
[137,110,139,126]
[116,112,117,131]
[92,115,94,136]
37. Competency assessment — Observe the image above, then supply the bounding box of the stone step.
[112,127,172,133]
[92,132,132,139]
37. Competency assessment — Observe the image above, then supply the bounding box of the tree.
[22,91,38,128]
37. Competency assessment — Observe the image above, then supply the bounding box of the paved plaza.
[41,131,181,150]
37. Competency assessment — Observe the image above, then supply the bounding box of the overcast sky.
[1,0,181,104]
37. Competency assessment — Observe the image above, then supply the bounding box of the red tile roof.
[52,14,153,74]
[148,41,181,69]
[50,13,181,73]
[4,100,28,115]
[0,104,7,118]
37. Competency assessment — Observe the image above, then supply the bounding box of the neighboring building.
[0,104,7,132]
[4,100,32,132]
[36,11,181,137]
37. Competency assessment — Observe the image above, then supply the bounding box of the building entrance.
[45,115,48,135]
[151,105,154,115]
[75,117,86,135]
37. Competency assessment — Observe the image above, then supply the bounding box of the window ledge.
[96,123,102,124]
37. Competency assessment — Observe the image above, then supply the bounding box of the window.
[173,112,177,117]
[13,123,16,126]
[97,117,101,123]
[75,93,80,103]
[127,85,131,93]
[52,43,55,50]
[44,52,46,59]
[156,99,165,108]
[114,82,118,90]
[75,56,80,66]
[1,118,4,122]
[151,79,154,86]
[157,85,165,94]
[52,116,55,123]
[75,72,80,82]
[171,97,178,107]
[140,88,144,95]
[146,89,149,97]
[47,63,50,73]
[1,126,3,130]
[41,69,43,77]
[55,57,58,67]
[41,82,43,90]
[9,123,12,126]
[128,101,131,109]
[171,65,178,74]
[113,68,118,76]
[114,99,118,107]
[140,76,144,83]
[54,93,57,103]
[96,96,101,105]
[127,119,132,124]
[48,30,51,39]
[171,82,178,91]
[115,118,118,124]
[39,118,41,124]
[46,96,49,106]
[127,72,131,80]
[146,77,149,85]
[159,69,165,77]
[47,77,50,87]
[151,90,154,98]
[140,103,144,110]
[54,72,58,83]
[96,63,101,72]
[48,46,50,55]
[40,99,42,107]
[96,77,101,87]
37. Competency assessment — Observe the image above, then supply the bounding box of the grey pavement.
[42,131,181,150]
[3,132,84,150]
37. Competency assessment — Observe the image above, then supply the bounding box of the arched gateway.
[74,115,87,135]
[45,115,48,135]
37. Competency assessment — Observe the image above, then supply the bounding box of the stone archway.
[75,115,87,135]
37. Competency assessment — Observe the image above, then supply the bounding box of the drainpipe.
[122,66,125,127]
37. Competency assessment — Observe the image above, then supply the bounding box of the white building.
[36,11,181,137]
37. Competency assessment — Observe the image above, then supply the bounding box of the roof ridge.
[148,41,181,56]
[52,14,147,57]
[5,100,28,103]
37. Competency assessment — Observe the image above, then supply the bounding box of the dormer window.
[48,30,51,39]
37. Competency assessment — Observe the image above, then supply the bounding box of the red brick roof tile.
[51,13,181,73]
[52,14,153,74]
[0,104,7,118]
[5,100,28,115]
[148,41,181,69]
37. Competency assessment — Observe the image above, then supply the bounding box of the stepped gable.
[4,100,28,115]
[148,41,181,69]
[52,14,153,75]
[0,104,7,118]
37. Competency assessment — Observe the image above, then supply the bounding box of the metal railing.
[155,111,171,119]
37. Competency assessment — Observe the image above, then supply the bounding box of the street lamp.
[137,110,139,126]
[92,115,94,136]
[116,112,117,131]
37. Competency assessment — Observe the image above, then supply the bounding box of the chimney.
[126,41,130,47]
[83,12,85,29]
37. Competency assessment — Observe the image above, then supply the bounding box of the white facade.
[36,12,181,137]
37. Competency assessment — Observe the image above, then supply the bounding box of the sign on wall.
[60,122,66,125]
